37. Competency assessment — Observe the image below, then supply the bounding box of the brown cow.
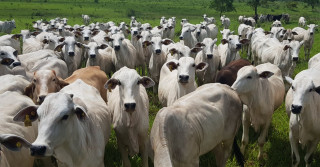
[24,70,69,104]
[215,59,251,86]
[65,66,108,102]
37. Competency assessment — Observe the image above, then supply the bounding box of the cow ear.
[314,86,320,95]
[259,71,274,79]
[285,76,293,85]
[195,62,208,71]
[142,41,152,48]
[73,97,88,120]
[11,34,22,40]
[138,77,155,88]
[137,34,142,40]
[74,31,82,38]
[157,26,163,29]
[292,31,298,35]
[161,39,173,45]
[54,43,65,52]
[98,44,108,50]
[13,106,38,127]
[0,134,31,151]
[24,83,35,99]
[166,61,178,72]
[42,39,49,44]
[104,36,113,42]
[13,50,18,57]
[283,45,291,50]
[92,30,100,36]
[191,47,202,53]
[76,42,83,48]
[59,37,65,42]
[169,48,178,55]
[221,39,228,44]
[104,78,120,92]
[195,42,205,47]
[31,31,41,36]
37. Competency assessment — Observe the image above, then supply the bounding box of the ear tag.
[108,83,112,92]
[170,50,174,55]
[169,65,173,71]
[31,111,36,116]
[143,43,147,48]
[16,142,22,148]
[24,115,32,127]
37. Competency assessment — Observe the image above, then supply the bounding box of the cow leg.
[139,136,149,167]
[213,139,233,167]
[289,113,300,167]
[118,140,131,167]
[304,140,319,167]
[153,84,158,94]
[304,45,308,60]
[257,121,271,160]
[241,105,250,154]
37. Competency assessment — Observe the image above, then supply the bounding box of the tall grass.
[0,0,320,166]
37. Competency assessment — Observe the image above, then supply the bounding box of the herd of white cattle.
[0,13,319,167]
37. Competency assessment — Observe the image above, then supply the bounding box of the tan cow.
[65,66,108,103]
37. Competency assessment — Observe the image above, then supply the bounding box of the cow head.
[179,25,196,40]
[13,93,88,157]
[104,67,154,113]
[166,57,208,85]
[220,29,234,44]
[284,41,304,62]
[82,42,108,59]
[24,70,69,104]
[105,33,125,51]
[196,38,217,59]
[144,37,173,55]
[54,36,82,57]
[307,24,318,35]
[0,46,20,67]
[285,74,320,115]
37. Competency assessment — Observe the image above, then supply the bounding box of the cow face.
[62,18,68,25]
[131,27,140,36]
[224,35,243,51]
[82,42,108,59]
[166,57,208,84]
[105,33,125,51]
[232,66,274,95]
[220,29,234,44]
[20,30,30,42]
[287,41,304,62]
[14,93,88,157]
[49,19,56,28]
[141,30,153,47]
[179,25,196,40]
[197,38,217,59]
[0,46,20,67]
[105,67,154,113]
[307,24,318,35]
[109,26,120,35]
[24,70,69,104]
[145,37,173,55]
[54,36,81,57]
[286,76,320,114]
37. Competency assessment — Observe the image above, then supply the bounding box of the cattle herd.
[0,12,319,167]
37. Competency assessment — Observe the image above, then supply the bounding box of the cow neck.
[0,65,13,76]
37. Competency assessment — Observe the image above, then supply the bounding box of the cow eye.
[186,30,189,32]
[229,38,232,40]
[151,42,154,44]
[0,52,4,55]
[247,76,252,79]
[52,78,56,82]
[309,88,313,92]
[292,86,295,91]
[192,64,195,67]
[33,79,37,83]
[61,115,69,120]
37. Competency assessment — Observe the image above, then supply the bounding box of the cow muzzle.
[84,37,89,41]
[236,44,242,49]
[124,103,136,113]
[207,54,213,59]
[90,54,96,58]
[291,104,302,114]
[155,49,161,54]
[114,45,120,51]
[293,57,298,61]
[179,75,189,84]
[30,145,46,157]
[310,32,314,35]
[68,52,75,57]
[179,36,183,40]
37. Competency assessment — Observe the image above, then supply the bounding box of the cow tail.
[233,139,245,167]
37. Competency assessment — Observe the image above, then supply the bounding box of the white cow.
[292,24,318,60]
[298,17,306,27]
[231,63,285,160]
[0,75,30,95]
[0,34,22,55]
[239,15,245,23]
[54,36,84,76]
[158,57,208,106]
[195,24,208,42]
[144,37,173,93]
[105,33,137,70]
[105,67,154,167]
[179,24,197,49]
[201,22,218,39]
[270,26,286,41]
[140,30,153,67]
[83,42,115,75]
[272,20,282,27]
[14,79,111,167]
[150,83,244,167]
[166,18,176,40]
[221,16,231,29]
[285,68,320,167]
[218,35,246,67]
[82,14,90,25]
[160,16,167,26]
[131,27,145,74]
[195,38,220,85]
[0,20,16,34]
[0,91,38,167]
[308,53,320,69]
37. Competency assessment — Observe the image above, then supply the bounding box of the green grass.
[1,0,320,166]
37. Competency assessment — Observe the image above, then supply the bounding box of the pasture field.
[0,0,320,166]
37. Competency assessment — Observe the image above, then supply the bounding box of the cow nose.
[207,54,213,59]
[51,25,54,28]
[288,39,292,42]
[179,36,183,40]
[124,103,136,112]
[59,29,62,32]
[291,104,302,114]
[293,57,298,61]
[155,49,161,54]
[12,62,21,67]
[236,44,242,49]
[84,37,89,41]
[179,75,189,83]
[30,145,46,156]
[90,54,96,58]
[38,95,46,104]
[310,32,314,35]
[280,35,284,38]
[133,31,138,35]
[197,31,200,35]
[68,52,75,56]
[114,45,120,51]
